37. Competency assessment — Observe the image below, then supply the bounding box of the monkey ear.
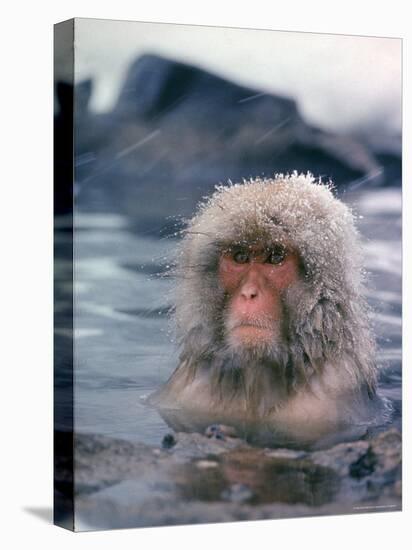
[311,302,324,333]
[284,281,322,323]
[284,282,345,368]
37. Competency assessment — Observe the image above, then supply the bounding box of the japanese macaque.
[150,173,381,443]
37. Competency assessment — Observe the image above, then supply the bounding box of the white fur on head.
[172,172,376,395]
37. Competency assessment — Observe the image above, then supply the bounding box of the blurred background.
[55,19,401,230]
[69,20,401,130]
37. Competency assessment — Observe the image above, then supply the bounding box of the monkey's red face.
[218,244,301,349]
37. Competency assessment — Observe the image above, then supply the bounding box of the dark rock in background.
[55,54,401,233]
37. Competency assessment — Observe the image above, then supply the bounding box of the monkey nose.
[240,284,259,300]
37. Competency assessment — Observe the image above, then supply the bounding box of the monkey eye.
[232,249,250,264]
[266,246,286,265]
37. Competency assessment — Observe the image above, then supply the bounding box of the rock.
[171,431,245,461]
[195,459,219,469]
[205,423,239,440]
[72,428,401,530]
[311,439,370,477]
[221,483,254,503]
[365,429,402,499]
[55,54,400,233]
[349,447,377,479]
[161,433,176,449]
[264,448,307,460]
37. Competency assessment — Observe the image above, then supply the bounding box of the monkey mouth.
[229,320,276,331]
[235,323,272,331]
[227,320,278,345]
[232,324,274,336]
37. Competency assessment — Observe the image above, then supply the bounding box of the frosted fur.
[154,173,377,421]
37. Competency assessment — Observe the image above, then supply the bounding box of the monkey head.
[171,172,376,397]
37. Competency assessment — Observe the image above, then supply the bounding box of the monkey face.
[218,244,300,352]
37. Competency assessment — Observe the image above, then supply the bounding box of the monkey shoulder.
[152,364,215,411]
[272,363,378,436]
[151,359,379,441]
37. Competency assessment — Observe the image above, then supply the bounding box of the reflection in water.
[178,451,340,506]
[154,405,385,451]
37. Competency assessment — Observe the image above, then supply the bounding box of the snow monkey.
[150,173,381,442]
